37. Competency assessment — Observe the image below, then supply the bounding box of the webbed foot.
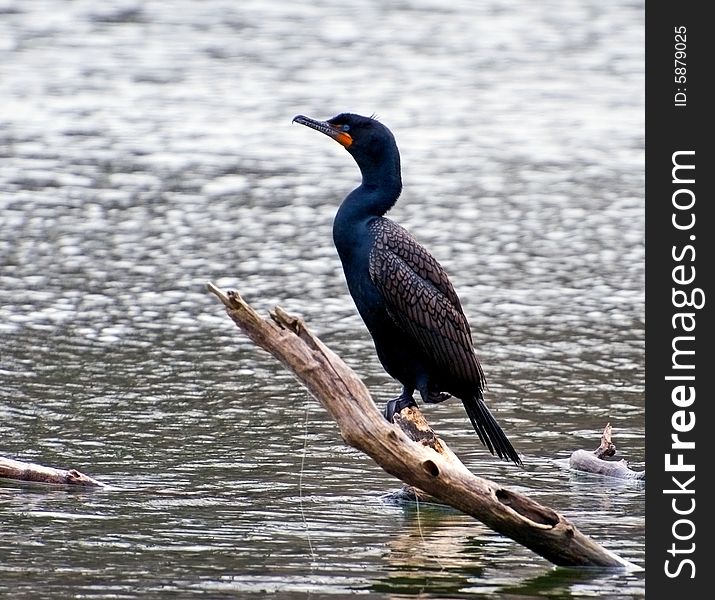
[423,390,451,404]
[384,392,418,422]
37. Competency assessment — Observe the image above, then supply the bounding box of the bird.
[293,112,521,465]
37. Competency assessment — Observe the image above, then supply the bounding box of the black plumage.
[293,112,521,465]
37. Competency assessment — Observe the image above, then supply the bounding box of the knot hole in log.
[422,460,440,477]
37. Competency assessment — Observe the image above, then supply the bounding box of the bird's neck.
[338,155,403,222]
[333,151,402,264]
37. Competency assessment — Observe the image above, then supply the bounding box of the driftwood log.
[0,456,106,488]
[569,424,645,481]
[208,283,638,569]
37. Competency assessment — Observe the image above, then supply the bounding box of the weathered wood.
[0,456,106,488]
[387,406,469,504]
[569,451,645,481]
[595,423,617,459]
[207,283,639,569]
[569,424,645,481]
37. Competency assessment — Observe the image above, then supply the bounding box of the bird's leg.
[384,388,418,423]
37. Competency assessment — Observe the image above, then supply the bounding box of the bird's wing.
[368,219,486,389]
[370,219,465,315]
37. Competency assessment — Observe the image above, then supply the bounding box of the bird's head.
[292,113,399,171]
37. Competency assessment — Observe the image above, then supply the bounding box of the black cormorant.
[293,113,521,465]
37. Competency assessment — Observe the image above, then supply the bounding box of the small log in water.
[568,424,645,481]
[207,282,639,570]
[0,456,106,488]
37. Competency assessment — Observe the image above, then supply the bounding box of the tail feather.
[462,394,522,465]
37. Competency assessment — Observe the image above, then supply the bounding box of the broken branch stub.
[568,423,645,481]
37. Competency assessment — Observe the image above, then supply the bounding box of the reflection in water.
[375,504,489,596]
[502,566,645,599]
[374,502,644,598]
[1,0,643,597]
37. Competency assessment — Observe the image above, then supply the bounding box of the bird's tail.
[463,394,522,465]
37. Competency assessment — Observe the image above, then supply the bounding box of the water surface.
[1,0,644,597]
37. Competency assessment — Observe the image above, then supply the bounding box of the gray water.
[1,0,644,597]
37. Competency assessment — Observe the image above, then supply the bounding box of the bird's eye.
[341,124,350,132]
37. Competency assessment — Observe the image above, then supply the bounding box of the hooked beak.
[292,115,353,148]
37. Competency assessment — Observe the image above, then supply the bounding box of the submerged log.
[208,282,639,570]
[0,456,106,488]
[569,424,645,481]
